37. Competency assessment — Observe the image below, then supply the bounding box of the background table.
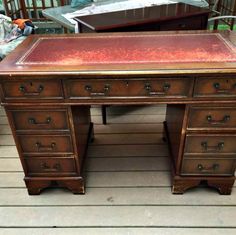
[42,0,210,32]
[74,3,210,32]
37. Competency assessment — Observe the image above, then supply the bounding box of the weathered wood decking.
[0,104,236,234]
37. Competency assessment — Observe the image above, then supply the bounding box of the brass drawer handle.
[19,84,44,96]
[201,141,224,152]
[85,84,110,96]
[35,142,56,151]
[145,83,171,96]
[41,162,61,172]
[28,117,52,125]
[197,163,219,172]
[213,82,236,94]
[206,115,230,125]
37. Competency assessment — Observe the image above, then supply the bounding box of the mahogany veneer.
[0,31,236,195]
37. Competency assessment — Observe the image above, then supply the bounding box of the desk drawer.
[10,109,70,132]
[184,135,236,155]
[1,80,63,100]
[159,16,206,31]
[181,159,236,176]
[18,135,74,155]
[25,157,77,176]
[187,106,236,130]
[194,77,236,97]
[65,78,192,98]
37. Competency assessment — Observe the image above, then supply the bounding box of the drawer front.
[159,16,206,31]
[188,107,236,129]
[11,109,70,131]
[25,157,77,176]
[184,135,236,155]
[194,77,236,97]
[65,78,193,99]
[18,135,74,155]
[181,159,236,176]
[1,80,63,100]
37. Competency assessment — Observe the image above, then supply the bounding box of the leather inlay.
[16,33,236,65]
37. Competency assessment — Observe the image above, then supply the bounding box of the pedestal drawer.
[25,158,77,176]
[1,80,63,100]
[184,135,236,155]
[65,78,193,98]
[188,106,236,130]
[194,77,236,97]
[181,159,236,176]
[18,135,74,155]
[11,109,70,131]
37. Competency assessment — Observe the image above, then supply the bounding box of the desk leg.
[171,176,235,195]
[25,177,85,195]
[171,176,201,194]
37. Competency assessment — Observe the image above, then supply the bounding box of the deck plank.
[0,108,6,116]
[0,187,236,206]
[92,114,165,124]
[94,123,163,133]
[1,228,236,235]
[91,133,164,145]
[0,135,15,146]
[0,146,18,157]
[86,157,170,171]
[88,145,169,157]
[0,125,11,134]
[90,104,166,115]
[0,116,8,124]
[0,206,236,227]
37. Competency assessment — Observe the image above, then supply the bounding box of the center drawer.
[18,135,74,155]
[64,78,193,99]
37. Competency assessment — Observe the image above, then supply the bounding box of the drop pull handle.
[85,84,110,96]
[145,83,171,96]
[197,163,219,172]
[35,142,56,151]
[213,82,236,94]
[41,162,61,172]
[28,117,52,125]
[206,115,230,125]
[201,141,224,152]
[19,84,44,96]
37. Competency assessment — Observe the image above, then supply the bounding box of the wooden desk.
[74,3,210,32]
[0,31,236,195]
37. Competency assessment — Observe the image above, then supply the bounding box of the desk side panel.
[165,104,188,174]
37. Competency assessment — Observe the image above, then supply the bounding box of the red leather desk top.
[17,33,236,66]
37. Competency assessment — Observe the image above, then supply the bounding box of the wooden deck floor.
[0,104,236,235]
